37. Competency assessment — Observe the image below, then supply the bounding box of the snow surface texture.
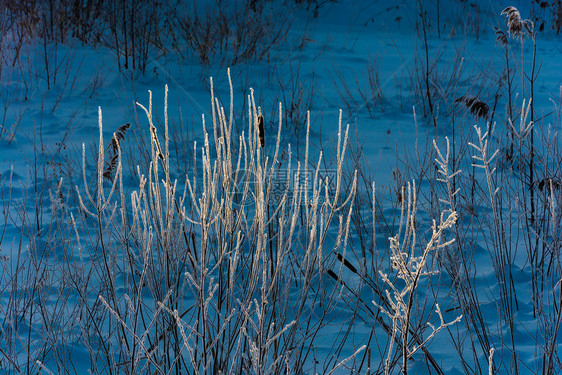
[1,0,561,374]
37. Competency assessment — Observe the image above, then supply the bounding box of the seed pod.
[258,115,265,148]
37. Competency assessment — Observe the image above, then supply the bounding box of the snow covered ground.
[1,0,561,373]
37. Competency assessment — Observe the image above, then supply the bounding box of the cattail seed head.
[258,115,265,148]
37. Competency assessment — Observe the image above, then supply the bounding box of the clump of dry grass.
[71,69,367,374]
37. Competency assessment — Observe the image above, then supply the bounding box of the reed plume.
[103,123,130,182]
[455,95,490,120]
[501,6,533,39]
[493,26,508,47]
